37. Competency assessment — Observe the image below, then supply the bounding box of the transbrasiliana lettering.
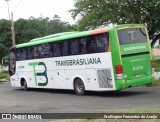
[55,58,101,66]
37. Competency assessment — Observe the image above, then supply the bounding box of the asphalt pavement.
[0,81,160,113]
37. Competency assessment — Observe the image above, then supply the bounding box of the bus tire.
[24,80,28,91]
[74,78,85,95]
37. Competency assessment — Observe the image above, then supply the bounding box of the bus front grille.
[97,69,113,88]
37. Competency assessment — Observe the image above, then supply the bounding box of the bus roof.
[15,24,145,49]
[16,27,109,48]
[30,32,79,42]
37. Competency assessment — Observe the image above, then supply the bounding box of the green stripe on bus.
[16,31,90,48]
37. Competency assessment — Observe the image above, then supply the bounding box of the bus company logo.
[29,62,48,86]
[123,46,146,51]
[55,57,101,66]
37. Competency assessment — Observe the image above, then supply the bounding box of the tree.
[0,15,72,61]
[0,19,12,61]
[14,15,72,44]
[0,19,12,47]
[0,44,8,62]
[70,0,160,47]
[46,15,71,34]
[15,18,47,44]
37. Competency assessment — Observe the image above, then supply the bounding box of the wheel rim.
[77,82,83,93]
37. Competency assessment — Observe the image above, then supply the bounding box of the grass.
[154,60,160,72]
[152,79,160,86]
[152,55,160,72]
[0,71,9,81]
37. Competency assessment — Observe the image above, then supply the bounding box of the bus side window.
[52,42,62,57]
[97,33,109,52]
[103,33,109,52]
[71,39,79,55]
[87,36,97,53]
[62,41,69,56]
[79,37,87,54]
[16,49,21,61]
[39,44,51,58]
[33,46,39,59]
[21,48,27,60]
[27,47,34,59]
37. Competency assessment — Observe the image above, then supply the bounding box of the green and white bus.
[9,24,154,95]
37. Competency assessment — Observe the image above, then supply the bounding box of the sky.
[0,0,75,24]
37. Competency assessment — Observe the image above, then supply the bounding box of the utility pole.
[5,0,11,20]
[11,12,16,46]
[5,0,16,46]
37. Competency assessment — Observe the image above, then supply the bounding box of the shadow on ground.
[14,87,152,98]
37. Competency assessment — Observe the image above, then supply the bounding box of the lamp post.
[5,0,16,46]
[5,0,10,20]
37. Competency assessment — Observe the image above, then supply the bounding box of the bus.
[9,24,154,95]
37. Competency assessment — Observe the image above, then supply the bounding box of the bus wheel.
[24,80,28,91]
[74,78,85,95]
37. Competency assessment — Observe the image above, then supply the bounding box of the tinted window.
[16,49,21,61]
[33,46,39,59]
[97,33,109,52]
[9,51,16,75]
[62,41,69,56]
[87,36,97,53]
[71,39,79,55]
[117,28,147,45]
[52,42,62,57]
[21,48,27,60]
[79,37,87,54]
[87,33,109,53]
[39,44,51,58]
[27,47,34,59]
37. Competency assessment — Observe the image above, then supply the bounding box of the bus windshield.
[117,28,147,45]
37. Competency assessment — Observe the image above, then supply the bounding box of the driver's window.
[9,51,16,75]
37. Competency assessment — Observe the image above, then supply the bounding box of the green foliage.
[71,0,131,30]
[0,20,12,61]
[0,15,71,62]
[0,44,8,61]
[71,0,160,44]
[46,15,71,34]
[15,18,47,44]
[0,71,9,80]
[154,59,160,72]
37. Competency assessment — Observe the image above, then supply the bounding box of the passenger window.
[16,49,21,61]
[21,48,27,60]
[97,33,109,52]
[71,39,79,55]
[39,44,51,58]
[87,36,97,53]
[33,46,39,59]
[79,37,87,54]
[62,41,69,56]
[27,47,34,59]
[52,43,62,57]
[87,33,109,54]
